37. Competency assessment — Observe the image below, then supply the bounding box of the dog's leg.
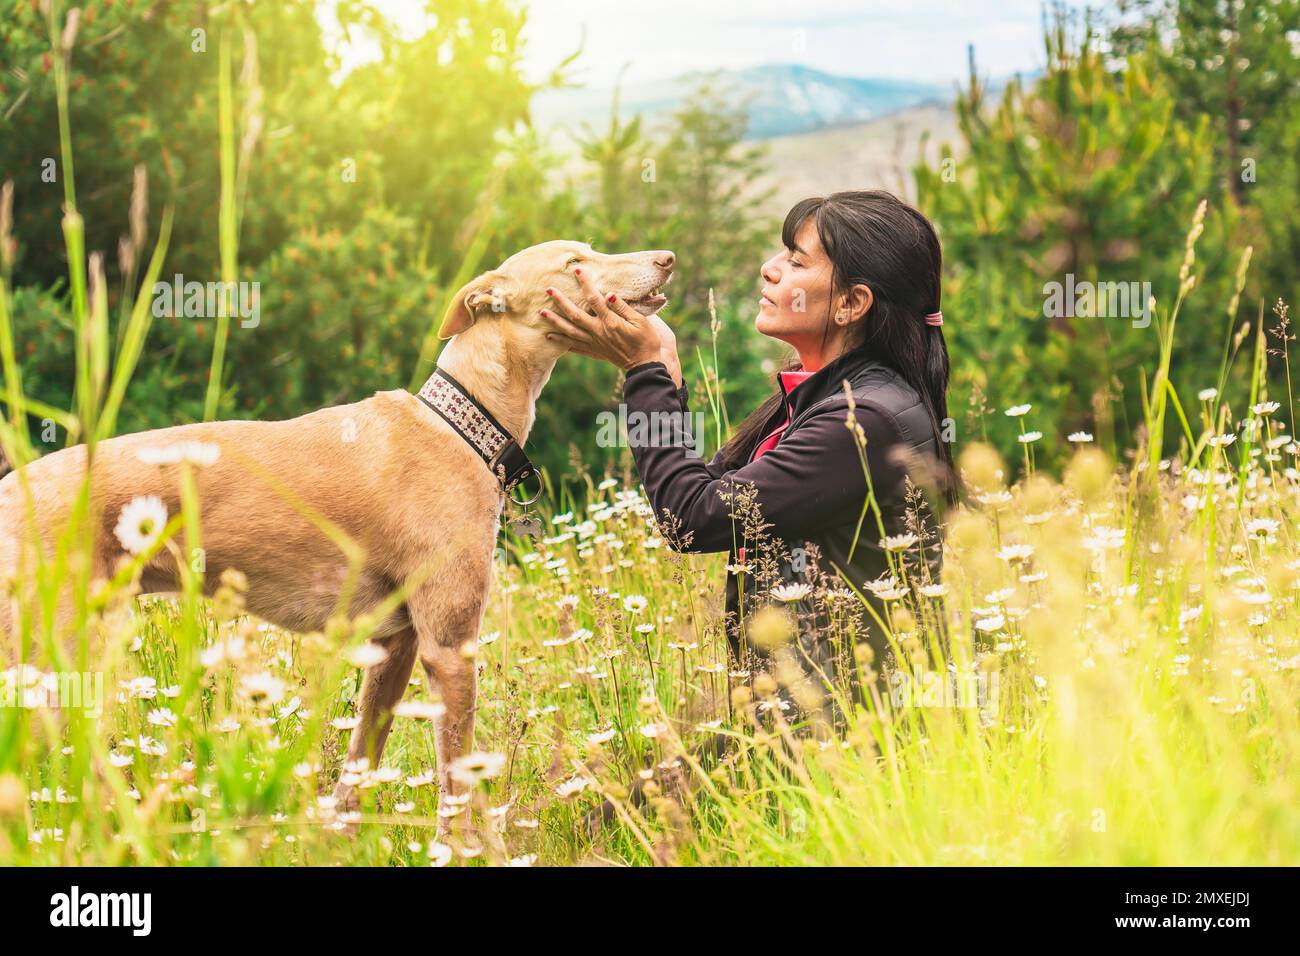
[408,583,485,841]
[333,625,418,816]
[420,640,478,840]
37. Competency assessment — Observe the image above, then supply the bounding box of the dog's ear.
[438,272,512,340]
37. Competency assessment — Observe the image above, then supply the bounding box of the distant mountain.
[531,64,952,141]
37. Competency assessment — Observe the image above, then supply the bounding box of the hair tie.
[925,311,944,327]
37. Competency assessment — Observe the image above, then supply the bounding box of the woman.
[544,190,955,715]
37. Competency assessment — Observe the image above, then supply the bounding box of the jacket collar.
[776,347,879,420]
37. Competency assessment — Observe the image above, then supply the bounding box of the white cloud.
[327,0,1051,88]
[520,0,1047,87]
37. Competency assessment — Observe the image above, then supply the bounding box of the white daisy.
[864,575,908,601]
[346,643,390,669]
[997,544,1035,563]
[447,751,506,786]
[113,495,167,555]
[239,671,287,707]
[146,707,177,728]
[555,776,590,798]
[406,769,436,788]
[137,441,221,467]
[136,735,167,756]
[119,676,157,700]
[1246,518,1279,537]
[770,583,813,603]
[394,700,446,720]
[428,842,453,867]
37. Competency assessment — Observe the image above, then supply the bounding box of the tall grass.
[1,5,1297,866]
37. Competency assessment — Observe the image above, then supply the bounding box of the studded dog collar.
[415,367,538,495]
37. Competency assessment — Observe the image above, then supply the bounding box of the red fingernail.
[545,287,553,295]
[607,293,617,303]
[539,309,548,317]
[574,267,581,275]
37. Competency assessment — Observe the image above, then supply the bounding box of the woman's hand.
[543,268,682,386]
[644,313,684,388]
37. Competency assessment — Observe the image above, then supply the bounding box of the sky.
[330,0,1053,88]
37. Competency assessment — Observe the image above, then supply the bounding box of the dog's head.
[437,240,675,354]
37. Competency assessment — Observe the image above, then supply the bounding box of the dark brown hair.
[718,190,955,501]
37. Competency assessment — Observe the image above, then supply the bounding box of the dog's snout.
[653,251,675,272]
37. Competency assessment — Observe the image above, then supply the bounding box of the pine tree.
[915,9,1228,466]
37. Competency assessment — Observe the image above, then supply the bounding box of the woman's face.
[756,217,868,368]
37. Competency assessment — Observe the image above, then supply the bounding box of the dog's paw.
[327,782,363,835]
[332,779,361,808]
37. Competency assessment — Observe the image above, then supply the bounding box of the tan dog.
[0,239,674,832]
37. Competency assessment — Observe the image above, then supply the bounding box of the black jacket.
[623,348,946,698]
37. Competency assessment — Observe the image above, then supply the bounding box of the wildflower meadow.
[1,0,1298,885]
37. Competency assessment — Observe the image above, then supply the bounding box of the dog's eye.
[565,256,582,268]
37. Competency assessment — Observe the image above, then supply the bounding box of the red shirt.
[751,370,814,460]
[738,370,813,566]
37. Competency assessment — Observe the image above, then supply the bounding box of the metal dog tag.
[509,514,543,537]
